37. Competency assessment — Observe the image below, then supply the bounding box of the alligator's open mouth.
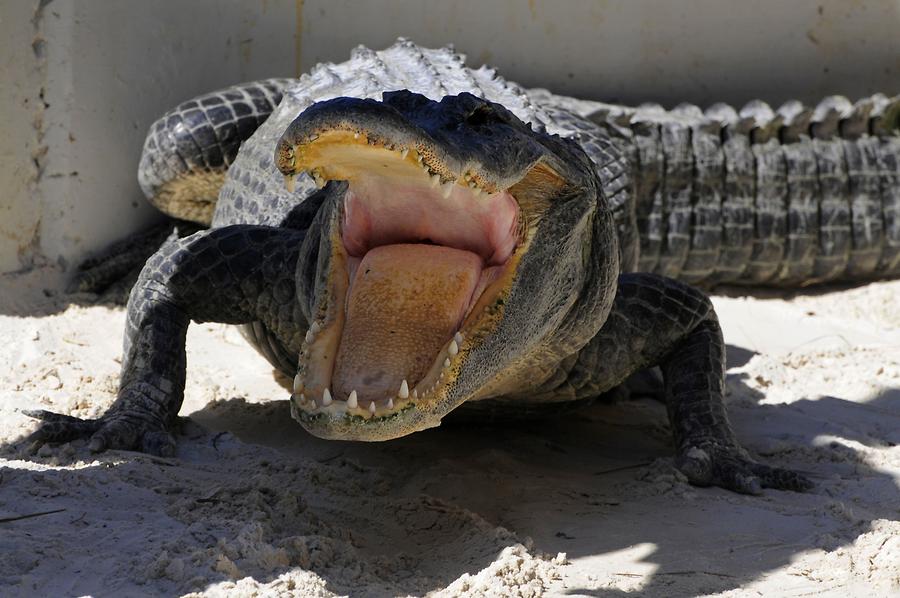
[275,95,568,439]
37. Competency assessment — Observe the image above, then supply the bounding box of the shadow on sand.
[3,353,897,596]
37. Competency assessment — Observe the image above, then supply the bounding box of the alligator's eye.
[465,105,496,127]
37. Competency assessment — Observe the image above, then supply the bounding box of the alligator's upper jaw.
[276,96,564,440]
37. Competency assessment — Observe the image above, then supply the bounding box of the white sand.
[1,268,898,597]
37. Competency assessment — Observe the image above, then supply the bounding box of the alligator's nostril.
[275,141,297,174]
[465,105,494,127]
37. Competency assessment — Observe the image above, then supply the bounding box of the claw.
[22,409,84,424]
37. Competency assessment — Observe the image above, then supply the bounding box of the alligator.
[25,41,900,495]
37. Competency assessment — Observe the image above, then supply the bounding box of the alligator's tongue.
[332,244,482,402]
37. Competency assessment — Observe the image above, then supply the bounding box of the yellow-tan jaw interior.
[288,133,557,423]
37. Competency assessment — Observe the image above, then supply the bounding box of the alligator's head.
[275,90,618,440]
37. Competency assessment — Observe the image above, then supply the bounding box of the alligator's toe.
[676,447,759,495]
[86,415,175,456]
[748,462,815,493]
[676,444,812,495]
[24,408,176,457]
[140,429,177,457]
[22,409,102,445]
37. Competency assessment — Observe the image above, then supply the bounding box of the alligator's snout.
[273,91,598,440]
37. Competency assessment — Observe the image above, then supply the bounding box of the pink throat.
[327,175,519,403]
[340,175,519,265]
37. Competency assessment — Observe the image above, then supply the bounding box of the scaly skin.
[28,41,898,495]
[537,90,900,284]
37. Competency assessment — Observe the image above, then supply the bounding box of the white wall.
[0,0,297,275]
[0,0,43,273]
[299,0,900,108]
[1,0,897,277]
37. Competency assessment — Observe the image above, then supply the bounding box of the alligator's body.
[28,41,900,496]
[140,43,900,287]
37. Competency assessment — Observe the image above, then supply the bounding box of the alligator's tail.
[137,79,297,225]
[590,94,900,286]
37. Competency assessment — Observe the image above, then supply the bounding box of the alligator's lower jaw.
[290,177,528,441]
[290,252,521,439]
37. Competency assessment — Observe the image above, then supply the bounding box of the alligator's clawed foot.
[22,409,177,457]
[676,443,813,495]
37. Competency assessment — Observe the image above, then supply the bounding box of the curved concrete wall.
[0,0,297,275]
[2,0,897,278]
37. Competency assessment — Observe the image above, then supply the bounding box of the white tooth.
[284,174,296,193]
[400,148,409,159]
[299,393,306,403]
[310,322,321,334]
[412,389,418,399]
[454,331,463,344]
[448,340,459,356]
[305,330,314,344]
[444,358,451,368]
[431,174,441,188]
[441,183,453,199]
[293,373,303,393]
[387,398,394,409]
[399,379,409,399]
[322,388,332,406]
[368,401,376,415]
[347,390,358,409]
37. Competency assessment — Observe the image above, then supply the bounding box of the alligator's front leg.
[579,273,811,494]
[24,225,305,456]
